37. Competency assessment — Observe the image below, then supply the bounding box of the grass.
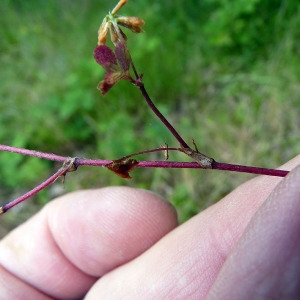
[0,0,300,236]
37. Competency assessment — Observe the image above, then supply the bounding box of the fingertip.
[207,161,300,299]
[0,187,177,299]
[46,186,178,276]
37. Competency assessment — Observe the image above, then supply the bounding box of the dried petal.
[98,71,124,95]
[108,24,119,44]
[111,0,128,15]
[115,42,131,71]
[98,18,109,45]
[106,158,138,179]
[94,45,118,71]
[117,27,128,41]
[109,21,128,45]
[117,16,145,33]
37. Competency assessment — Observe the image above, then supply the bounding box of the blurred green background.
[0,0,299,237]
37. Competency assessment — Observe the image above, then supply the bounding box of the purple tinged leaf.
[115,42,131,71]
[98,79,114,95]
[109,25,119,44]
[98,71,124,95]
[94,44,132,95]
[94,45,117,70]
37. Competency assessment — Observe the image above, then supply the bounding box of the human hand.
[0,155,300,299]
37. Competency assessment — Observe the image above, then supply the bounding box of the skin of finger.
[206,163,300,299]
[0,207,94,300]
[0,264,53,300]
[0,187,177,299]
[85,155,300,299]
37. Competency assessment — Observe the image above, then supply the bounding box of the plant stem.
[77,159,288,177]
[0,160,73,214]
[0,145,289,213]
[136,81,190,148]
[0,144,66,162]
[129,56,189,149]
[211,161,288,177]
[0,144,289,177]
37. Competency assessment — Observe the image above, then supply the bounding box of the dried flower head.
[98,0,145,45]
[117,16,145,33]
[94,42,132,94]
[106,157,139,179]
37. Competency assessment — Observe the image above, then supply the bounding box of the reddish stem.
[0,164,69,214]
[0,144,66,162]
[211,161,288,177]
[0,145,289,214]
[136,81,190,149]
[77,159,288,177]
[0,144,289,177]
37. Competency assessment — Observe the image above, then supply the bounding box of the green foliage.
[0,0,300,229]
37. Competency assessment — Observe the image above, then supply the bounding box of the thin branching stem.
[0,145,289,214]
[0,159,75,214]
[77,158,288,177]
[0,144,66,162]
[135,81,190,148]
[0,144,289,178]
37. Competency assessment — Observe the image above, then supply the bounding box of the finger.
[85,155,300,299]
[207,163,300,299]
[0,187,177,299]
[0,264,52,300]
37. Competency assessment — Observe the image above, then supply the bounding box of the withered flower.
[98,0,145,45]
[94,42,132,95]
[106,157,139,179]
[117,16,145,33]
